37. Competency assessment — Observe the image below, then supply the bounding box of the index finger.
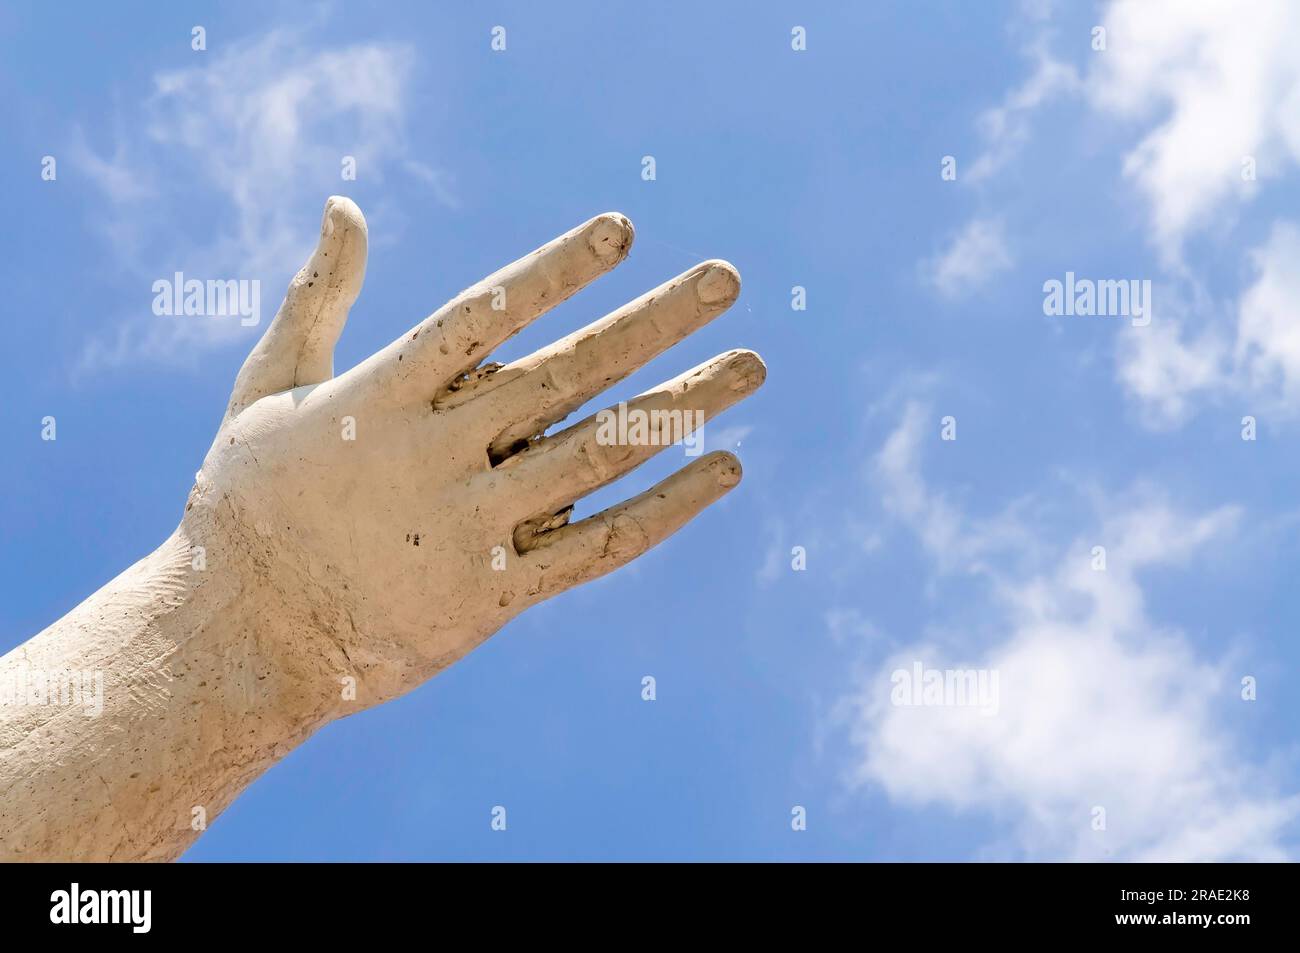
[347,212,634,407]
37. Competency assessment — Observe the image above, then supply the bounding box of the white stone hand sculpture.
[0,197,764,861]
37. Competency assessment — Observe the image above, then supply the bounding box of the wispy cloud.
[1114,292,1226,429]
[1116,221,1300,425]
[836,399,1296,860]
[966,42,1079,184]
[703,423,754,454]
[923,218,1013,299]
[1234,222,1300,409]
[73,30,449,374]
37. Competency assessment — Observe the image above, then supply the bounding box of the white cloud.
[840,402,1296,860]
[950,3,1300,424]
[1235,222,1300,407]
[74,30,446,373]
[1115,315,1226,429]
[1088,0,1300,263]
[1116,222,1300,424]
[1084,0,1300,421]
[924,218,1013,298]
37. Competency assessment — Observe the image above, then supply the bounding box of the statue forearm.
[0,518,335,861]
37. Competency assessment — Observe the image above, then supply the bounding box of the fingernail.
[322,196,365,241]
[588,214,634,261]
[726,350,767,391]
[710,452,743,488]
[697,262,740,305]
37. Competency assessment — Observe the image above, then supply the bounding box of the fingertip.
[720,348,767,392]
[702,450,743,489]
[587,212,635,263]
[695,259,741,306]
[323,195,368,239]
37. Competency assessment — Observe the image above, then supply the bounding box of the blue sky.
[3,0,1299,860]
